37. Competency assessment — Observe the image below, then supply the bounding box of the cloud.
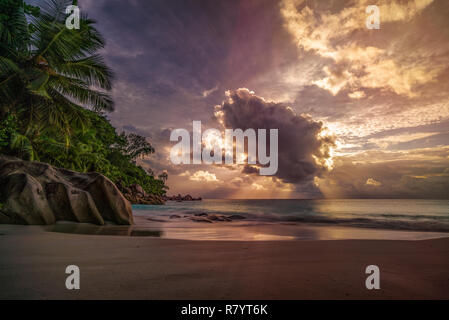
[214,88,335,184]
[316,148,449,199]
[348,90,366,99]
[202,85,219,97]
[179,170,191,177]
[242,165,260,175]
[190,170,219,182]
[251,183,266,190]
[366,178,382,186]
[280,0,442,97]
[79,0,449,199]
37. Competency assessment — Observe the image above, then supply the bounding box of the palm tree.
[158,171,168,183]
[0,0,113,159]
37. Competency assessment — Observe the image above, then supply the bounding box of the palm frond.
[0,6,30,54]
[48,75,114,111]
[56,54,114,90]
[0,56,20,75]
[32,3,105,62]
[11,132,37,160]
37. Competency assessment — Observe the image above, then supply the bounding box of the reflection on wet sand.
[45,218,449,241]
[46,223,163,237]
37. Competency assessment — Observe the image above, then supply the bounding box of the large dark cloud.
[214,88,335,184]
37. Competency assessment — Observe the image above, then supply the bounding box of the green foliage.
[0,1,39,50]
[35,109,167,195]
[1,0,114,133]
[158,171,168,183]
[116,132,155,161]
[0,0,40,17]
[23,3,40,17]
[0,0,167,196]
[0,112,17,149]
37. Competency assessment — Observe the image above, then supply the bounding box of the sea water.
[130,199,449,241]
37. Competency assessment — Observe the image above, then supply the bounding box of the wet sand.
[0,225,448,299]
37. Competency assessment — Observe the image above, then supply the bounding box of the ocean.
[131,199,449,241]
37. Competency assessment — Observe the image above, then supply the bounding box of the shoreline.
[0,224,448,299]
[46,218,449,241]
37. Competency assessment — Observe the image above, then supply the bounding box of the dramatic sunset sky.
[75,0,449,199]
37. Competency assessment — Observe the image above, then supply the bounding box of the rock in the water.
[189,216,213,223]
[194,213,208,217]
[228,215,246,220]
[208,214,232,222]
[0,156,133,226]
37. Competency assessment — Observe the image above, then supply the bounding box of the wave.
[133,206,449,233]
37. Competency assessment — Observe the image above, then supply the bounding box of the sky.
[74,0,449,199]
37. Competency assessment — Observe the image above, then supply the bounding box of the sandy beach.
[0,224,448,300]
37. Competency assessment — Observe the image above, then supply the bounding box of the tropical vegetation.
[0,0,167,196]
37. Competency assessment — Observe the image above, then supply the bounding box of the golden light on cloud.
[366,178,382,186]
[189,170,219,182]
[251,183,266,190]
[368,132,444,149]
[348,90,366,99]
[280,0,441,97]
[202,129,226,151]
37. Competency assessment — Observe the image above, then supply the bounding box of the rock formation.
[164,194,202,201]
[115,181,165,205]
[0,156,133,225]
